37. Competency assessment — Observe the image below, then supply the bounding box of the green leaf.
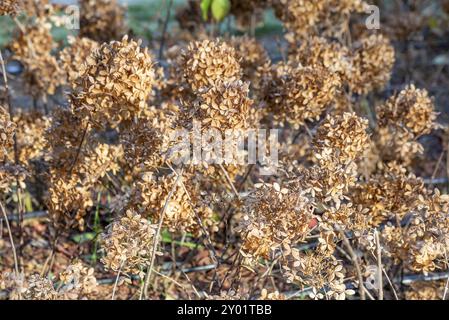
[200,0,212,21]
[72,232,96,244]
[211,0,230,22]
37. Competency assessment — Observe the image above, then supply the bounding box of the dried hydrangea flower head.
[71,35,156,129]
[377,85,438,137]
[101,210,157,277]
[292,37,353,85]
[0,105,16,161]
[9,21,66,96]
[293,113,369,207]
[120,119,164,171]
[283,250,354,300]
[58,261,98,299]
[352,162,427,226]
[59,36,100,84]
[79,0,128,42]
[350,34,395,95]
[0,0,21,16]
[180,80,252,132]
[264,62,341,128]
[274,0,367,39]
[313,112,370,166]
[238,182,314,260]
[128,172,217,235]
[180,39,242,92]
[47,173,94,231]
[22,275,58,300]
[14,111,50,166]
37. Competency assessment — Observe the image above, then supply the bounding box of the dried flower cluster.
[264,62,341,128]
[9,21,66,97]
[79,0,128,42]
[101,210,157,277]
[71,35,156,129]
[0,0,20,16]
[274,0,368,39]
[180,39,242,92]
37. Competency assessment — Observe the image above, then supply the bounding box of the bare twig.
[112,258,126,300]
[141,166,184,299]
[158,0,173,60]
[374,229,383,300]
[0,202,19,276]
[219,164,240,200]
[336,226,366,300]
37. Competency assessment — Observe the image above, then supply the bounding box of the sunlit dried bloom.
[180,39,242,92]
[274,0,367,39]
[0,0,21,16]
[264,62,341,128]
[71,36,156,129]
[352,162,426,226]
[59,36,100,84]
[377,85,438,137]
[0,105,15,161]
[313,112,370,166]
[259,289,286,300]
[293,163,357,207]
[0,272,57,300]
[128,172,217,235]
[79,0,128,42]
[58,261,98,299]
[350,34,395,95]
[101,210,157,277]
[238,182,314,260]
[283,250,354,300]
[0,272,26,300]
[180,80,252,132]
[22,275,58,300]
